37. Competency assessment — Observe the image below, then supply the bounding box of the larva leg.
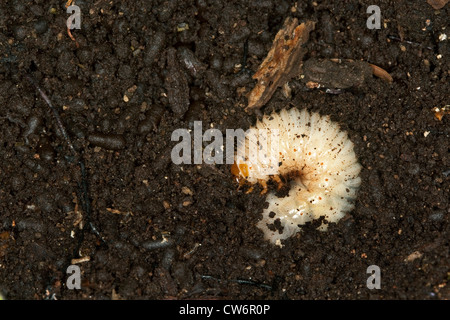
[272,175,284,190]
[245,186,254,194]
[258,179,268,195]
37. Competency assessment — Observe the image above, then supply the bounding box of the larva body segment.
[234,108,362,244]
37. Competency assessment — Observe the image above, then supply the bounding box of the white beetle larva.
[232,108,362,245]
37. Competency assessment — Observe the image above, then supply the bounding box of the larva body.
[234,108,362,245]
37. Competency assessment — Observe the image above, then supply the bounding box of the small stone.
[182,200,192,207]
[163,201,171,209]
[405,251,423,262]
[181,186,193,195]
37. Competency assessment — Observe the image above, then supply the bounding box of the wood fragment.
[303,58,373,89]
[369,63,393,83]
[106,208,133,216]
[246,18,315,111]
[71,256,90,264]
[433,106,449,121]
[427,0,449,9]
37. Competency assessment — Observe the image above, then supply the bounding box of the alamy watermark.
[170,121,280,175]
[366,265,381,289]
[366,5,381,30]
[66,5,81,30]
[66,265,81,290]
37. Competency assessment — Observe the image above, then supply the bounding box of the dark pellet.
[230,71,252,87]
[172,262,194,288]
[11,174,26,191]
[239,246,263,260]
[209,54,223,70]
[87,132,126,150]
[37,137,55,161]
[157,1,176,22]
[190,87,205,101]
[165,48,190,116]
[161,248,176,269]
[248,39,266,58]
[16,218,46,233]
[138,104,165,134]
[320,13,334,44]
[229,26,250,43]
[205,70,230,99]
[10,95,31,115]
[144,31,166,66]
[13,25,28,40]
[184,101,204,124]
[23,115,42,141]
[69,98,85,113]
[77,47,94,65]
[34,19,48,34]
[177,47,207,78]
[142,238,173,251]
[24,158,48,175]
[428,211,444,222]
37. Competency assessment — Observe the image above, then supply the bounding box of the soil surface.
[0,0,448,300]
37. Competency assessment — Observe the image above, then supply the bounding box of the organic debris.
[65,0,80,48]
[427,0,449,9]
[302,58,392,90]
[369,63,393,83]
[246,18,315,111]
[302,58,373,89]
[433,105,450,121]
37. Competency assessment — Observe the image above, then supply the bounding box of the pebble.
[181,186,193,195]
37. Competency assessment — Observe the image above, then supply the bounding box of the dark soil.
[0,0,448,300]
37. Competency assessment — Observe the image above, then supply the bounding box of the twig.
[25,75,77,157]
[200,274,272,290]
[25,74,106,283]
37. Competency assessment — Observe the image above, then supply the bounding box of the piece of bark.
[303,58,373,89]
[427,0,449,9]
[246,18,315,111]
[302,58,393,89]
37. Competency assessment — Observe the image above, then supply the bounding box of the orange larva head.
[231,162,249,184]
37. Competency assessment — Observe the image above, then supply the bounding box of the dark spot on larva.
[346,188,350,192]
[269,211,276,218]
[273,219,284,233]
[278,162,282,166]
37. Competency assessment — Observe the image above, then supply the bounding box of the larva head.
[231,162,250,184]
